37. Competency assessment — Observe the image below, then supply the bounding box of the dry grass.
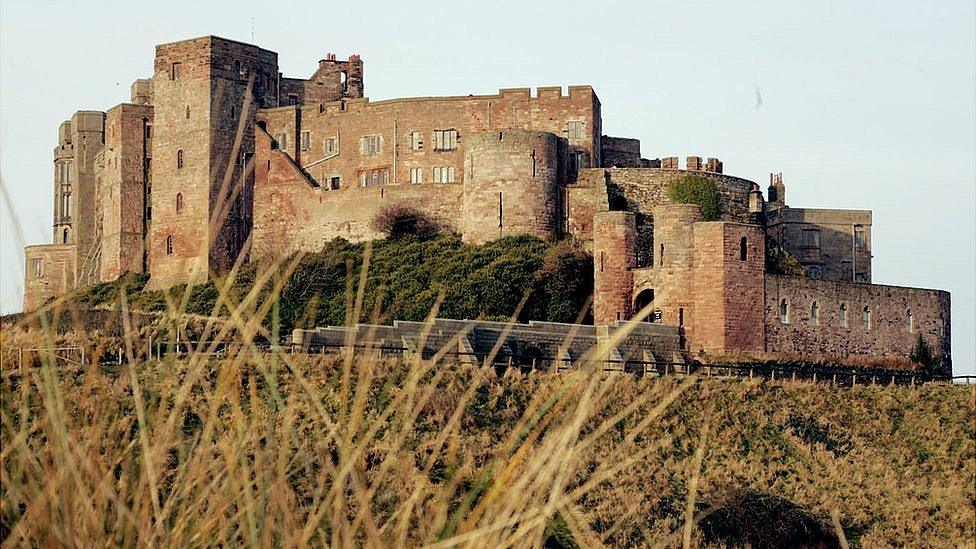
[2,306,973,546]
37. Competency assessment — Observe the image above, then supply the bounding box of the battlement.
[660,156,723,173]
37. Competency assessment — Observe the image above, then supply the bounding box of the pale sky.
[1,0,973,374]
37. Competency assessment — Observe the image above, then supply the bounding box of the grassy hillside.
[2,322,973,547]
[68,234,593,334]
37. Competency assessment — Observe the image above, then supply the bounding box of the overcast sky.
[1,0,973,374]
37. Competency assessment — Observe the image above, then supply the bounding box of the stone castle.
[23,35,951,368]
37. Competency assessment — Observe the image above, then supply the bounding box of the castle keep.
[23,35,951,368]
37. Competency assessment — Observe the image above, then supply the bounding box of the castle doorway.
[634,289,655,321]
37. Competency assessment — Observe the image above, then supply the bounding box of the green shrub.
[666,175,722,221]
[910,334,946,377]
[765,237,805,276]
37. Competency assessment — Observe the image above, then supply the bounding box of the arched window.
[779,299,789,324]
[906,309,913,333]
[739,236,748,261]
[166,235,174,255]
[62,228,69,244]
[176,192,184,213]
[185,105,190,119]
[862,306,871,331]
[810,301,819,326]
[177,149,184,169]
[839,303,848,328]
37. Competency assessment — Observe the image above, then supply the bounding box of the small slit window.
[177,149,184,169]
[839,303,848,328]
[185,105,190,120]
[166,235,174,255]
[739,236,748,261]
[779,299,789,324]
[862,306,871,331]
[810,301,819,326]
[176,192,184,213]
[171,62,182,80]
[906,309,913,333]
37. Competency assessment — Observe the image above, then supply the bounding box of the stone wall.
[578,167,755,223]
[766,206,872,283]
[601,136,642,168]
[461,130,560,244]
[100,103,153,282]
[593,211,636,325]
[252,125,463,257]
[148,36,280,288]
[67,111,106,286]
[24,245,75,311]
[764,275,951,366]
[258,85,601,191]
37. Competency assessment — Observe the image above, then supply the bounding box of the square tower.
[148,36,279,288]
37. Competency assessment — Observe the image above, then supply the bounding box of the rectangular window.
[569,151,585,174]
[32,258,43,278]
[802,229,821,249]
[567,120,584,140]
[410,131,423,151]
[330,176,341,190]
[61,193,71,219]
[432,166,455,183]
[854,225,868,250]
[65,163,70,183]
[145,125,152,139]
[171,62,182,80]
[409,167,423,183]
[324,137,337,155]
[361,135,381,156]
[276,133,288,150]
[287,94,300,106]
[301,131,311,151]
[359,168,389,187]
[433,129,458,151]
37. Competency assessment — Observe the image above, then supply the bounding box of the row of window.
[285,119,588,158]
[778,298,916,333]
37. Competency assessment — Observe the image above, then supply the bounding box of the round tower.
[652,204,701,270]
[461,130,559,244]
[593,211,636,325]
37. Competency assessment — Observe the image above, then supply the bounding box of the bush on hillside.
[765,237,805,276]
[372,203,440,239]
[667,175,722,221]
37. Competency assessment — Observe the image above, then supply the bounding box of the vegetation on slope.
[1,320,973,546]
[69,234,594,333]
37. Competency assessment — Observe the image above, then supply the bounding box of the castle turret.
[461,130,560,244]
[593,211,636,325]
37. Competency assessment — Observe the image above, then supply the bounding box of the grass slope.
[1,323,973,546]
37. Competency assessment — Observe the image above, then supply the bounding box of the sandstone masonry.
[22,35,952,370]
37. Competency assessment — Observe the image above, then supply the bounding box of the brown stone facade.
[766,204,872,283]
[20,34,952,370]
[764,275,950,365]
[100,103,153,282]
[23,245,75,311]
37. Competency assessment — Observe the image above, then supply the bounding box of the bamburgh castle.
[24,35,951,368]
